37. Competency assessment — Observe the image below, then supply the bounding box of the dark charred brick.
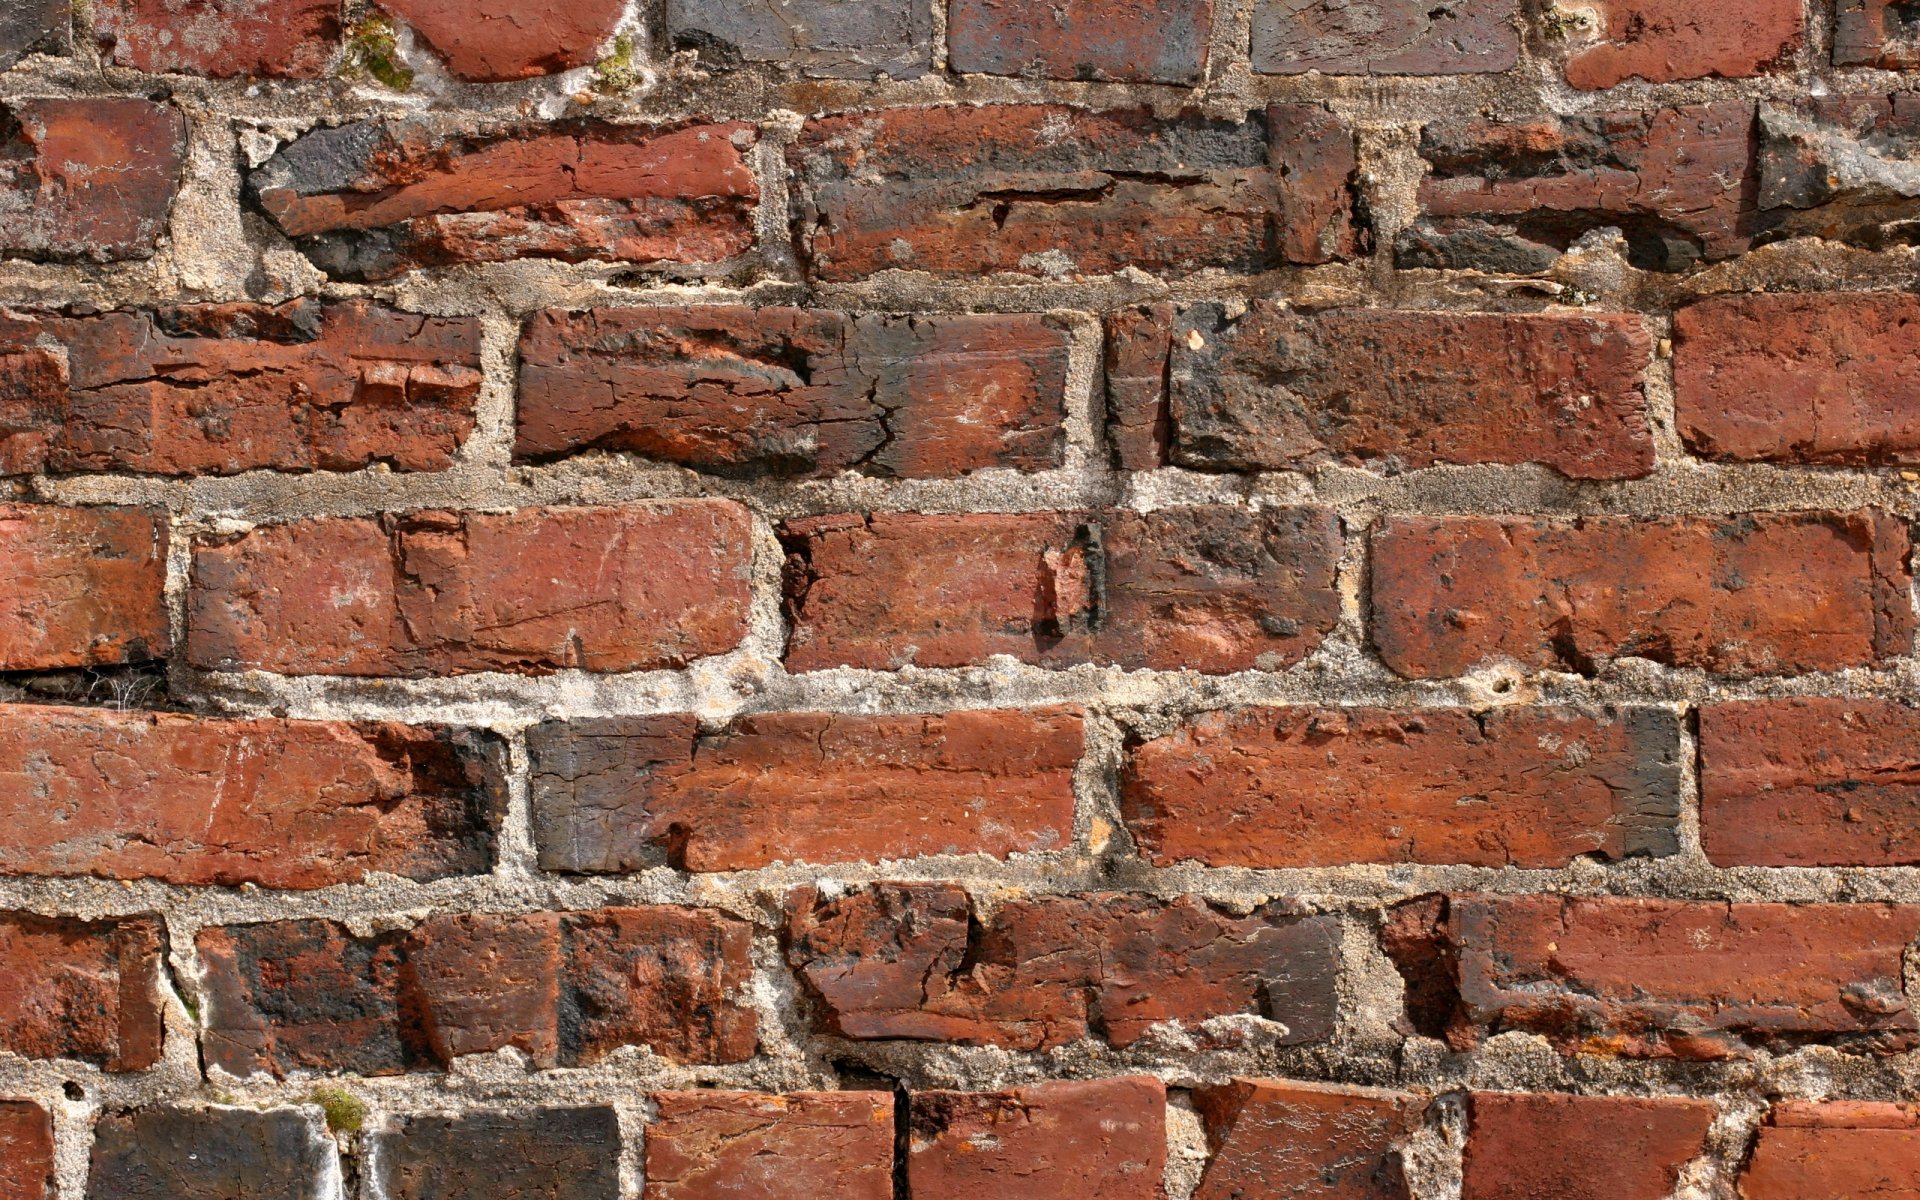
[0,99,186,262]
[1253,0,1518,75]
[0,1100,53,1200]
[0,0,66,69]
[1463,1093,1715,1200]
[645,1092,895,1200]
[667,0,931,78]
[0,505,168,672]
[907,1078,1166,1200]
[374,0,628,81]
[87,1107,335,1200]
[1754,96,1920,249]
[95,0,341,76]
[947,0,1212,84]
[1837,0,1920,66]
[372,1108,621,1200]
[0,913,163,1071]
[1557,1,1803,89]
[1741,1102,1920,1199]
[1193,1080,1424,1200]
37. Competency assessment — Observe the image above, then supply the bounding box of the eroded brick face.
[94,0,342,76]
[1193,1080,1424,1200]
[88,1108,334,1200]
[0,913,165,1071]
[1253,0,1518,75]
[1557,1,1804,89]
[1741,1103,1920,1199]
[372,1108,622,1200]
[645,1092,895,1200]
[948,0,1213,84]
[0,1101,53,1200]
[907,1078,1167,1200]
[0,505,168,671]
[0,99,185,261]
[374,0,628,81]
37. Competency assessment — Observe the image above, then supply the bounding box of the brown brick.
[947,0,1212,83]
[667,0,931,78]
[251,120,756,281]
[372,1108,621,1200]
[0,1101,53,1200]
[1253,0,1519,75]
[1560,1,1803,89]
[0,99,186,262]
[790,104,1361,281]
[1463,1093,1715,1200]
[88,1108,336,1200]
[517,307,1070,478]
[1383,894,1920,1059]
[1192,1080,1423,1200]
[1741,1102,1920,1200]
[187,502,752,676]
[94,0,340,76]
[785,883,1340,1050]
[907,1078,1166,1200]
[1837,0,1920,66]
[530,709,1081,872]
[0,301,483,477]
[1122,706,1681,869]
[1370,512,1915,679]
[0,913,164,1071]
[645,1092,894,1200]
[783,506,1342,673]
[0,506,168,671]
[374,0,627,80]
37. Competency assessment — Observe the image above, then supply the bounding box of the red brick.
[375,0,626,80]
[1673,292,1920,466]
[645,1092,894,1200]
[946,0,1212,84]
[1122,706,1680,869]
[0,301,482,477]
[1741,1102,1920,1200]
[783,506,1342,673]
[0,913,164,1071]
[561,907,757,1065]
[402,912,562,1067]
[0,99,186,262]
[94,0,341,76]
[785,883,1340,1050]
[907,1078,1166,1200]
[1383,894,1920,1059]
[0,1101,53,1200]
[1192,1080,1423,1200]
[1105,304,1174,469]
[1463,1093,1714,1200]
[0,705,503,888]
[251,120,756,281]
[517,307,1070,478]
[1370,512,1915,679]
[790,104,1360,281]
[1837,0,1920,66]
[0,505,168,671]
[529,709,1081,872]
[1254,0,1518,74]
[186,502,752,676]
[1562,1,1801,89]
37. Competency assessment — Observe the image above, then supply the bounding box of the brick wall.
[2,0,1920,1196]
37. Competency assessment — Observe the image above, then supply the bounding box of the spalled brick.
[784,883,1340,1049]
[402,912,562,1066]
[0,505,167,671]
[87,1108,334,1200]
[374,0,627,81]
[94,0,341,76]
[0,913,164,1071]
[251,120,756,281]
[0,99,186,262]
[0,0,64,70]
[1122,706,1681,869]
[947,0,1212,84]
[0,301,482,477]
[1370,512,1916,678]
[517,306,1070,478]
[0,705,503,888]
[1753,96,1920,251]
[372,1108,621,1200]
[1463,1093,1715,1200]
[529,709,1082,872]
[668,0,931,78]
[1837,0,1920,66]
[1559,1,1803,89]
[782,506,1342,673]
[1383,894,1920,1059]
[0,1101,53,1200]
[1741,1102,1920,1200]
[908,1078,1166,1200]
[562,907,758,1066]
[1192,1080,1424,1200]
[186,501,752,676]
[1253,0,1518,75]
[789,103,1361,281]
[645,1092,894,1200]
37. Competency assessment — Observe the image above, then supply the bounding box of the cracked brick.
[1741,1102,1920,1199]
[644,1092,894,1200]
[1556,1,1803,89]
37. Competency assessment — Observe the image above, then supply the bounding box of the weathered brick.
[645,1092,894,1200]
[402,912,562,1066]
[1192,1080,1423,1200]
[0,99,185,262]
[1370,512,1915,678]
[251,120,756,281]
[1463,1093,1715,1200]
[187,502,752,676]
[1741,1102,1920,1200]
[785,883,1340,1049]
[87,1108,334,1200]
[667,0,931,78]
[529,709,1081,872]
[790,104,1361,281]
[1383,894,1920,1059]
[1105,304,1174,469]
[0,0,64,70]
[1755,96,1920,256]
[0,505,168,671]
[947,0,1211,83]
[1559,1,1803,89]
[517,307,1070,478]
[374,0,627,81]
[907,1078,1166,1200]
[0,913,164,1071]
[0,301,482,477]
[0,1101,53,1200]
[562,907,758,1066]
[1253,0,1518,75]
[1122,706,1681,869]
[783,506,1342,673]
[372,1108,621,1200]
[1111,303,1655,478]
[1837,0,1920,66]
[94,0,341,76]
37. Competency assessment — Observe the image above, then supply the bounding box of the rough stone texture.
[1836,0,1920,67]
[1741,1102,1920,1199]
[1122,706,1682,868]
[784,883,1341,1049]
[0,98,186,262]
[907,1078,1167,1200]
[517,306,1070,478]
[782,506,1343,673]
[1191,1080,1423,1200]
[87,1108,332,1200]
[1253,0,1518,75]
[1755,95,1920,251]
[1462,1093,1716,1200]
[372,1108,621,1200]
[0,1101,53,1200]
[0,505,168,671]
[644,1092,894,1200]
[375,0,627,81]
[947,0,1212,84]
[0,913,164,1071]
[0,0,64,70]
[1560,1,1804,90]
[1383,894,1920,1059]
[251,120,757,281]
[667,0,931,79]
[187,502,752,676]
[0,301,483,476]
[93,0,342,77]
[528,709,1082,871]
[1370,512,1916,679]
[789,103,1361,280]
